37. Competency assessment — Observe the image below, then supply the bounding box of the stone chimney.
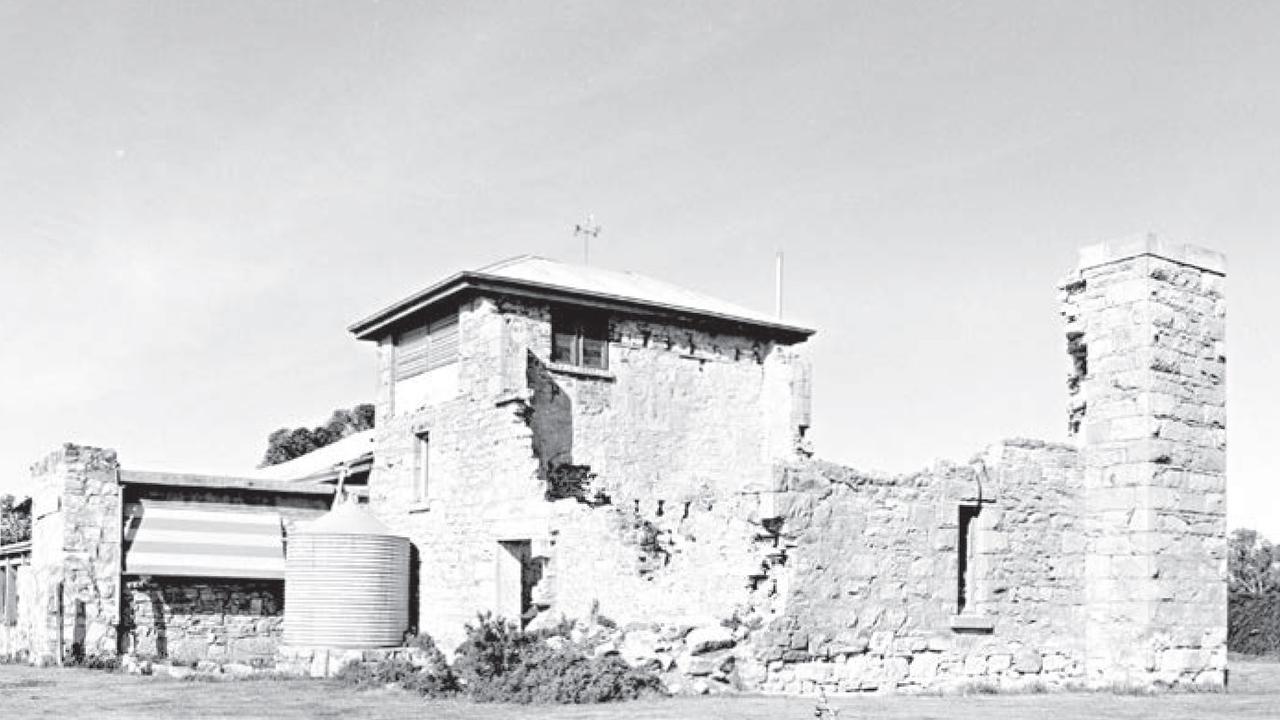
[1061,235,1227,686]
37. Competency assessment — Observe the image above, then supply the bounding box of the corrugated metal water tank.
[284,501,409,648]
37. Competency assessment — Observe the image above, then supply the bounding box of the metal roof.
[251,430,375,483]
[348,255,815,342]
[118,470,340,496]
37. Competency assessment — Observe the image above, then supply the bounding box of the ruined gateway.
[0,235,1226,694]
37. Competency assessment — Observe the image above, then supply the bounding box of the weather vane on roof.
[574,214,601,265]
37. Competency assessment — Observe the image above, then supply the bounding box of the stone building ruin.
[0,236,1226,694]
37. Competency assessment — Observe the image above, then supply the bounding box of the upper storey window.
[551,310,608,370]
[395,311,459,381]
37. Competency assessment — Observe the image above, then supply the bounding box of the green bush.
[453,613,663,704]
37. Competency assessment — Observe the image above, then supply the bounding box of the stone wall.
[364,242,1227,694]
[121,578,283,663]
[26,445,122,662]
[371,296,550,650]
[530,314,808,624]
[1063,237,1228,686]
[529,315,808,499]
[116,484,328,663]
[0,560,35,659]
[370,295,810,650]
[3,444,335,665]
[737,441,1087,693]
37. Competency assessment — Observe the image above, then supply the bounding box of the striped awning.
[123,501,285,579]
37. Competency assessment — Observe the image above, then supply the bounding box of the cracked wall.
[371,296,809,650]
[738,441,1087,693]
[368,238,1225,693]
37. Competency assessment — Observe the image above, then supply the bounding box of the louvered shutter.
[426,314,459,370]
[396,324,431,381]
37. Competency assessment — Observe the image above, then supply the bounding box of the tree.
[1,494,32,546]
[1228,528,1280,655]
[260,403,376,467]
[1230,528,1280,595]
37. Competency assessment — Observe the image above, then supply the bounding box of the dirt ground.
[1,659,1278,720]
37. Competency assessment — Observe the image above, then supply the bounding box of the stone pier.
[1062,236,1227,686]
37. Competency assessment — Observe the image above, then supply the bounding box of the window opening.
[413,432,429,503]
[551,310,609,369]
[957,504,981,614]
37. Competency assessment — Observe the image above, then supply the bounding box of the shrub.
[334,653,456,698]
[334,634,457,697]
[1231,587,1280,655]
[453,613,663,704]
[0,651,29,665]
[334,656,413,689]
[60,643,120,671]
[1229,528,1280,655]
[452,613,538,688]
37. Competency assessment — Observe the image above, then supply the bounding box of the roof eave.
[347,271,475,340]
[348,272,816,343]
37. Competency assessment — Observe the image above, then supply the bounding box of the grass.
[1,659,1279,720]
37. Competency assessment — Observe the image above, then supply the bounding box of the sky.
[1,2,1277,535]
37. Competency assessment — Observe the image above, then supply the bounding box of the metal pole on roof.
[775,251,784,320]
[574,215,601,265]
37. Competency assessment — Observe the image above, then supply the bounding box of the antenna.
[775,250,784,320]
[574,215,601,264]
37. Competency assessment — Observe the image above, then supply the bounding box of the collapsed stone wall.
[741,441,1086,693]
[364,239,1226,694]
[371,295,810,650]
[462,439,1085,696]
[121,578,283,663]
[529,315,808,500]
[546,491,767,626]
[527,313,807,625]
[369,285,1103,695]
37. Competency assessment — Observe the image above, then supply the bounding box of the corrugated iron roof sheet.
[349,254,814,340]
[252,430,375,482]
[478,255,785,326]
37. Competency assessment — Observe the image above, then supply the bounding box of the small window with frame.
[551,310,609,370]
